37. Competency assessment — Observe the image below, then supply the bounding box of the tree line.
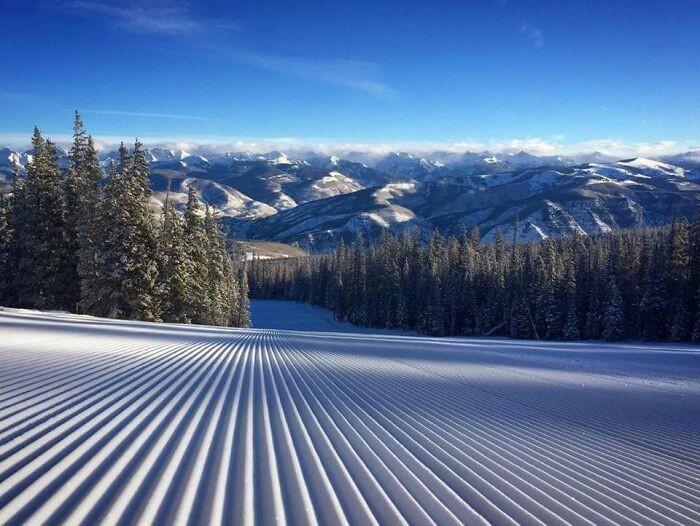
[249,222,700,341]
[0,112,249,327]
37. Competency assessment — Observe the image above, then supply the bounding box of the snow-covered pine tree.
[182,186,210,323]
[64,111,90,307]
[132,139,152,198]
[158,195,190,323]
[0,192,13,304]
[14,129,72,309]
[75,135,106,314]
[203,205,232,325]
[64,112,106,312]
[204,206,250,327]
[96,143,160,321]
[234,261,251,327]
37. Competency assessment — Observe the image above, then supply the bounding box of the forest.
[249,221,700,341]
[0,113,250,327]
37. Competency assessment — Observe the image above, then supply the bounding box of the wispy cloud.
[81,109,218,121]
[519,24,544,48]
[228,50,395,97]
[60,0,238,35]
[55,1,392,96]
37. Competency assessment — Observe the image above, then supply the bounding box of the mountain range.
[2,145,699,251]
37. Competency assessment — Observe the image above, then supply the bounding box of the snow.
[373,182,417,200]
[364,206,415,228]
[478,172,518,187]
[1,303,700,524]
[272,193,297,210]
[619,158,686,177]
[525,170,564,191]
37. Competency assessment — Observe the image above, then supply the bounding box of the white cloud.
[1,132,695,159]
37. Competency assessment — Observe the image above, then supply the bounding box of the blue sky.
[1,0,699,155]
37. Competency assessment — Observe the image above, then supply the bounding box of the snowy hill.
[241,158,700,248]
[2,144,699,249]
[0,305,698,524]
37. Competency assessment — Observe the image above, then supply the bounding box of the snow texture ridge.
[0,302,699,524]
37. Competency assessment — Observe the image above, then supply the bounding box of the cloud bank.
[1,132,696,159]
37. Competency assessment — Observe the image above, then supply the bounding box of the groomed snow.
[1,302,699,524]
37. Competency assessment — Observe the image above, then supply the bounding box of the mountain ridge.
[2,145,699,251]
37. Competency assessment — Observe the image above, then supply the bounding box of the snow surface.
[1,302,700,524]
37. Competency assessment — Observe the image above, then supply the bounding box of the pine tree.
[182,186,209,323]
[563,297,580,340]
[602,280,624,341]
[96,143,160,320]
[158,196,190,323]
[235,261,251,327]
[639,244,668,340]
[75,135,105,314]
[132,139,152,197]
[693,285,700,342]
[246,212,696,341]
[65,112,105,312]
[1,116,251,327]
[0,193,14,304]
[667,219,690,341]
[63,111,87,306]
[14,129,72,309]
[203,206,230,325]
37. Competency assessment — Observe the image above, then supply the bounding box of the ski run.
[1,302,700,525]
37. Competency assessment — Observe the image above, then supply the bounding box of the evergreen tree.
[182,186,210,323]
[132,139,152,197]
[602,281,624,341]
[96,143,160,320]
[235,261,251,327]
[563,297,580,340]
[158,196,190,323]
[65,112,105,312]
[639,244,668,340]
[667,219,690,341]
[63,111,87,306]
[248,221,700,342]
[0,193,13,304]
[1,117,250,328]
[75,135,106,314]
[14,129,72,309]
[203,206,231,325]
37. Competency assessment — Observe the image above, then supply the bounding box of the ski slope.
[1,303,700,525]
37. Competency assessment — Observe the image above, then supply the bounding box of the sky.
[1,0,699,156]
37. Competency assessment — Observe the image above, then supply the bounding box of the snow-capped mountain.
[373,152,442,179]
[0,147,23,169]
[2,144,699,251]
[362,150,578,180]
[240,157,700,249]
